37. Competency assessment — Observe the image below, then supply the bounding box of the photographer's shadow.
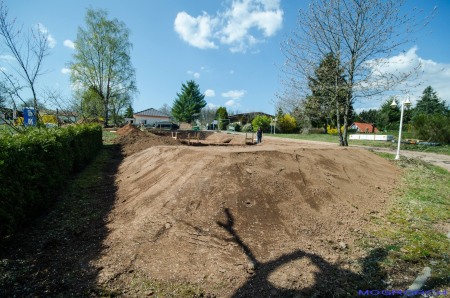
[217,208,387,297]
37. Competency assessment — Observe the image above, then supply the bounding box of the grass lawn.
[102,129,119,144]
[361,153,450,289]
[271,133,450,155]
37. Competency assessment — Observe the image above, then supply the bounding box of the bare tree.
[279,0,433,145]
[0,2,50,126]
[159,103,172,118]
[200,106,217,126]
[41,88,79,125]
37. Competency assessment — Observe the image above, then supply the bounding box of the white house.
[133,108,170,126]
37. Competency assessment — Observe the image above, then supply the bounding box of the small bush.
[277,114,297,133]
[232,122,241,132]
[327,125,344,135]
[252,115,271,132]
[413,113,450,143]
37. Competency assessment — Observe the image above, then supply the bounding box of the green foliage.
[377,97,401,131]
[251,115,271,132]
[0,124,102,237]
[306,52,348,128]
[277,114,297,133]
[124,104,134,118]
[110,93,132,126]
[415,86,448,116]
[368,157,450,283]
[171,80,206,123]
[412,113,450,143]
[215,106,229,130]
[357,109,379,125]
[69,8,137,127]
[231,122,241,132]
[80,86,105,120]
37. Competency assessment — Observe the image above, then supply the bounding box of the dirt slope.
[96,135,400,296]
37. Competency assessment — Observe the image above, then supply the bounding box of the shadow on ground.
[0,143,123,296]
[218,208,390,297]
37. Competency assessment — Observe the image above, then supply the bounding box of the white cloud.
[174,11,218,49]
[187,70,200,78]
[219,0,283,53]
[174,0,283,53]
[37,23,56,48]
[222,89,246,100]
[229,70,234,75]
[61,67,71,75]
[63,39,75,49]
[366,46,450,106]
[205,89,215,97]
[225,99,238,107]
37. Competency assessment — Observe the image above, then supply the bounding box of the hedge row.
[0,124,103,237]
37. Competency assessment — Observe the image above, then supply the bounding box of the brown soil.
[0,130,402,297]
[97,132,400,296]
[115,124,180,156]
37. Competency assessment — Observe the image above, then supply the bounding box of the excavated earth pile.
[95,133,400,297]
[115,124,180,156]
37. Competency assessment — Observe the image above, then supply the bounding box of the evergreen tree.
[124,104,134,118]
[415,86,447,116]
[357,109,379,125]
[305,52,348,134]
[171,80,206,123]
[215,106,229,130]
[377,97,400,131]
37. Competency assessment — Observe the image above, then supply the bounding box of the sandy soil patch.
[96,130,400,296]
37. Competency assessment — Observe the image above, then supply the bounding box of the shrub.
[252,115,271,132]
[412,114,450,143]
[0,124,102,237]
[278,114,297,133]
[231,122,241,132]
[327,125,344,135]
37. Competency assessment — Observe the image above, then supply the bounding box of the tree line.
[356,86,449,143]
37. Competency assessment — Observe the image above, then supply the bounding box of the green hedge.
[0,124,102,237]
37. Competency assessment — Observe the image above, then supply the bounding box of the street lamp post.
[391,95,411,160]
[272,118,277,134]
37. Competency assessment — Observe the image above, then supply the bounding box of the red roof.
[351,122,379,133]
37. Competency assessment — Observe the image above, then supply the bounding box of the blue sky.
[2,0,449,115]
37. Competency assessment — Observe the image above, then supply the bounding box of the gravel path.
[350,145,450,172]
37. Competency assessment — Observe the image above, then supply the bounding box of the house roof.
[351,122,379,133]
[134,108,170,118]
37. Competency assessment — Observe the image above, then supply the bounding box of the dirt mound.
[96,143,400,296]
[204,132,248,144]
[116,123,140,136]
[115,128,180,156]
